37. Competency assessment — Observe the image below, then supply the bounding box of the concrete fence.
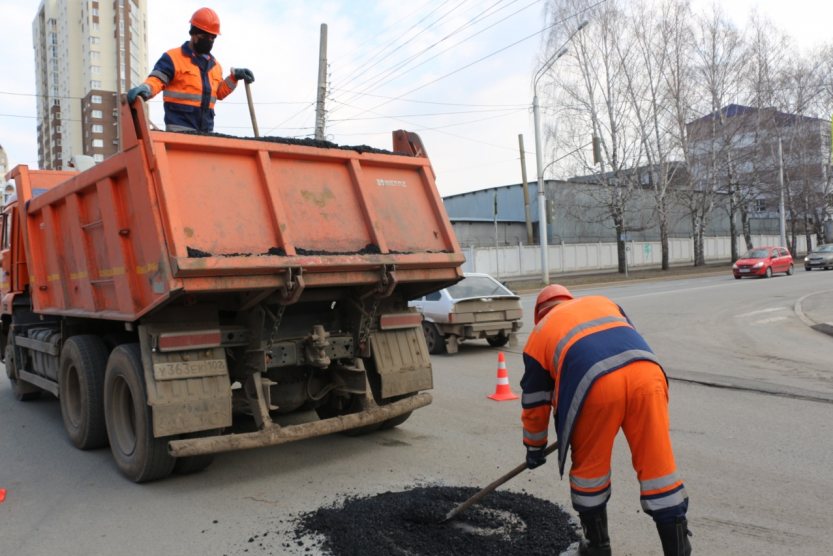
[462,235,814,280]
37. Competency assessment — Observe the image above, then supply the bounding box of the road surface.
[1,270,830,555]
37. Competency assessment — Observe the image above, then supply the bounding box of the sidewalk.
[795,290,833,338]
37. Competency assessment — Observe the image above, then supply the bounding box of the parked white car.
[408,273,523,354]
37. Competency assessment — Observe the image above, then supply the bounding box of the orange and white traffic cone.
[487,352,519,401]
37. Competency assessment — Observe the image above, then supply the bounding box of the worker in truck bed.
[126,7,254,132]
[520,285,691,556]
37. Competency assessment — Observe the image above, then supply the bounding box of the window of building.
[57,152,62,160]
[53,99,60,106]
[91,51,100,60]
[51,59,59,71]
[55,112,61,120]
[92,95,102,103]
[50,32,57,45]
[91,80,101,88]
[51,46,59,58]
[93,23,99,31]
[93,139,104,148]
[56,139,62,146]
[91,65,101,74]
[93,154,103,162]
[91,110,102,118]
[92,8,99,15]
[52,86,59,97]
[56,126,62,133]
[119,21,124,31]
[92,124,103,133]
[754,199,767,213]
[90,36,100,45]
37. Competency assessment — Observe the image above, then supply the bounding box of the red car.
[733,246,794,279]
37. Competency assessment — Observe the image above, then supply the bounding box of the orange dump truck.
[1,99,464,482]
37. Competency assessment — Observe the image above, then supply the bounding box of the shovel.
[244,81,260,137]
[441,442,559,523]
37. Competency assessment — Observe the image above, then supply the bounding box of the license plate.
[153,359,228,381]
[739,269,750,273]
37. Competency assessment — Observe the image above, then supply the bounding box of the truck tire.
[423,322,446,355]
[104,343,175,483]
[172,429,220,475]
[486,332,510,348]
[5,344,41,402]
[378,393,414,430]
[59,335,110,450]
[315,394,381,436]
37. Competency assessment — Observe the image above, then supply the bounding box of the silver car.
[408,273,524,355]
[804,244,833,270]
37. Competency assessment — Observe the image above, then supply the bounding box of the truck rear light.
[448,313,455,323]
[157,330,222,352]
[379,313,422,330]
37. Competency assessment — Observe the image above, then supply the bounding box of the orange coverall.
[520,295,688,524]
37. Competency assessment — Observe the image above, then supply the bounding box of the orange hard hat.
[190,7,221,35]
[534,284,573,324]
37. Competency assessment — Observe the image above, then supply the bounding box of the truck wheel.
[378,393,414,430]
[172,429,219,475]
[486,333,510,348]
[5,345,41,401]
[315,394,381,436]
[59,335,110,450]
[423,323,446,355]
[104,344,175,483]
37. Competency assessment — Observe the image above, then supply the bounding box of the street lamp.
[777,85,825,249]
[533,19,589,285]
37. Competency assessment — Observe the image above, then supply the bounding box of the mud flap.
[370,327,433,398]
[139,324,232,438]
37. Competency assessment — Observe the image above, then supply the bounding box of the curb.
[794,290,833,338]
[514,270,729,295]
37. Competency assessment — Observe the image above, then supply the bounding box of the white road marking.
[735,307,788,318]
[751,316,788,325]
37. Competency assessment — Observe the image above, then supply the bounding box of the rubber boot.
[656,516,692,556]
[578,509,612,556]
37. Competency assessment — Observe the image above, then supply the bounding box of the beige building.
[33,0,149,170]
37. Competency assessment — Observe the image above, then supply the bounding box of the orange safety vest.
[144,42,237,131]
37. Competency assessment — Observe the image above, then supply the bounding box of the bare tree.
[543,0,646,273]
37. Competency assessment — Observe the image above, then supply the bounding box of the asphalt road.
[1,270,831,555]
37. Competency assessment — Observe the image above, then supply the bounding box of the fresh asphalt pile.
[173,130,410,156]
[234,486,579,555]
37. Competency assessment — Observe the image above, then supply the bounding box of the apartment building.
[0,144,11,204]
[33,0,148,170]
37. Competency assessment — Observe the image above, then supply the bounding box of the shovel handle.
[443,442,558,523]
[245,81,260,137]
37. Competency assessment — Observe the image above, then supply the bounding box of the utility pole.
[314,24,328,141]
[518,134,533,245]
[494,191,500,279]
[778,136,786,248]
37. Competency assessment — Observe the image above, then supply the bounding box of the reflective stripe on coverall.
[143,42,238,132]
[520,295,689,524]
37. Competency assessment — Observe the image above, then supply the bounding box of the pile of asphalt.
[185,244,428,258]
[173,130,410,157]
[233,486,579,555]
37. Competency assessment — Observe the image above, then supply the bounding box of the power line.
[327,0,608,130]
[328,106,525,122]
[337,0,463,91]
[332,0,538,114]
[0,90,311,105]
[329,88,528,107]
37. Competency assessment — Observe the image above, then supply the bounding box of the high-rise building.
[0,144,11,204]
[33,0,149,170]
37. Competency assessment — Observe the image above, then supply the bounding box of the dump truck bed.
[14,101,464,320]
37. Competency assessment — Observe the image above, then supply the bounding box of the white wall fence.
[462,235,813,280]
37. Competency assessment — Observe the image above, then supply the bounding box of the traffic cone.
[488,352,519,401]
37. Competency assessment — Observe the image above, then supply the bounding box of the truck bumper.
[166,393,432,457]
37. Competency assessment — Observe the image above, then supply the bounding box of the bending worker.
[126,7,254,132]
[521,285,691,556]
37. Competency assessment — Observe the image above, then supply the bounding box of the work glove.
[127,84,151,104]
[232,68,255,84]
[526,443,547,469]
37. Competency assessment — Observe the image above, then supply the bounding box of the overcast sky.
[1,0,831,197]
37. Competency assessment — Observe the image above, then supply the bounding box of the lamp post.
[777,86,824,249]
[533,19,589,285]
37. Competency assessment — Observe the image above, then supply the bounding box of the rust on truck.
[1,96,464,482]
